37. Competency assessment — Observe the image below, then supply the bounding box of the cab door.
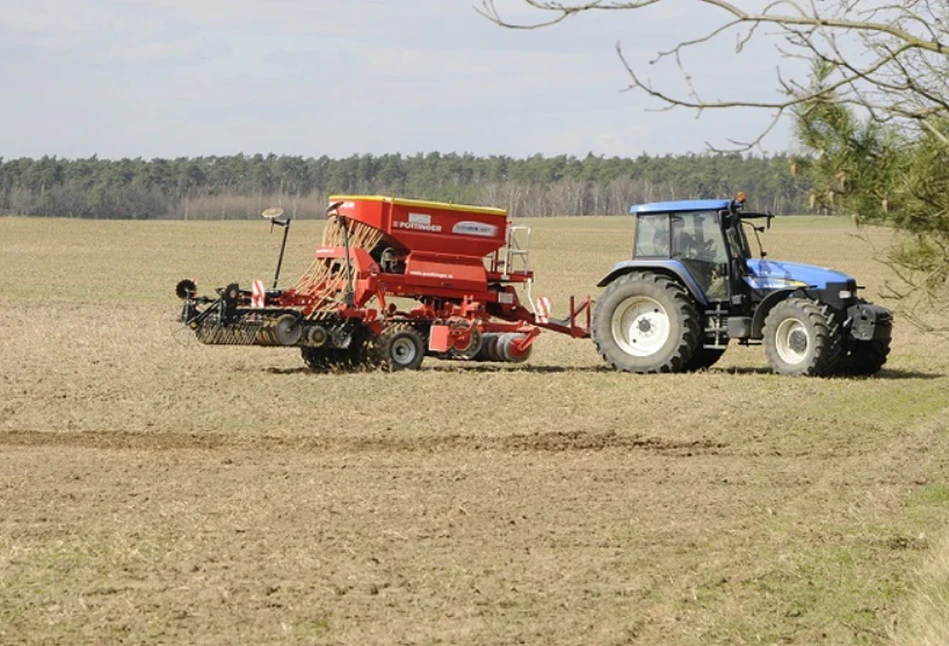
[671,211,729,302]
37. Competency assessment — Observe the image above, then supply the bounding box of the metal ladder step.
[504,225,531,275]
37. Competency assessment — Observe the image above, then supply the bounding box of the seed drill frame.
[177,196,591,370]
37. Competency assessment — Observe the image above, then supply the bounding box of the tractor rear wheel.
[375,323,425,371]
[763,298,841,376]
[836,338,890,376]
[592,272,700,373]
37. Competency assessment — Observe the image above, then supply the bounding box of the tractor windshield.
[670,211,727,263]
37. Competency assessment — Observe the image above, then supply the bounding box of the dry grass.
[893,532,949,646]
[893,486,949,646]
[1,215,948,645]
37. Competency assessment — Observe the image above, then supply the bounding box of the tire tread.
[592,272,700,374]
[763,298,841,376]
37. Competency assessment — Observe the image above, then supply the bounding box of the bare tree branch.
[483,0,949,308]
[480,0,949,150]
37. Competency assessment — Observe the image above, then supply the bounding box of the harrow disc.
[475,333,500,361]
[273,314,303,346]
[499,333,532,363]
[449,326,483,361]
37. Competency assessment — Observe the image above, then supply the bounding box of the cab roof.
[630,199,733,215]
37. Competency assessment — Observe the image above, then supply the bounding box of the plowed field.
[2,216,948,645]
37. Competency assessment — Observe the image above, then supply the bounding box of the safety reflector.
[251,280,266,308]
[536,296,551,324]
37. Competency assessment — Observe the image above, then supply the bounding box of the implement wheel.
[375,323,425,371]
[592,272,700,373]
[449,326,482,361]
[498,333,532,363]
[763,298,841,376]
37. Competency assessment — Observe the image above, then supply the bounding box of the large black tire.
[836,338,891,376]
[762,298,841,376]
[592,272,701,373]
[374,323,425,371]
[684,347,726,372]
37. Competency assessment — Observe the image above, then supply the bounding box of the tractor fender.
[597,260,708,306]
[750,288,798,339]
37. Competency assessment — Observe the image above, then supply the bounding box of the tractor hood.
[745,258,855,291]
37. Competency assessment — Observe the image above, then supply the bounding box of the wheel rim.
[611,296,671,357]
[391,336,418,366]
[450,327,482,360]
[775,318,809,365]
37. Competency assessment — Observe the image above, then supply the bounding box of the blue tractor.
[592,195,893,376]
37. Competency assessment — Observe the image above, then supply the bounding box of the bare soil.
[2,216,948,645]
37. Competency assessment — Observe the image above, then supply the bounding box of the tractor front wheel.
[836,338,890,376]
[592,272,700,373]
[763,298,841,376]
[375,323,425,371]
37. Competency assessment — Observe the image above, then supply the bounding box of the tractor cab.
[629,196,762,304]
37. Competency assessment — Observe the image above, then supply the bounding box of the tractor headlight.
[839,290,853,300]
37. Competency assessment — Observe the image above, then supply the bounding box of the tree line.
[0,152,811,220]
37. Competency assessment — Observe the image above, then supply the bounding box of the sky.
[0,0,807,159]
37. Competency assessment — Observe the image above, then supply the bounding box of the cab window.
[671,211,729,302]
[634,214,670,257]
